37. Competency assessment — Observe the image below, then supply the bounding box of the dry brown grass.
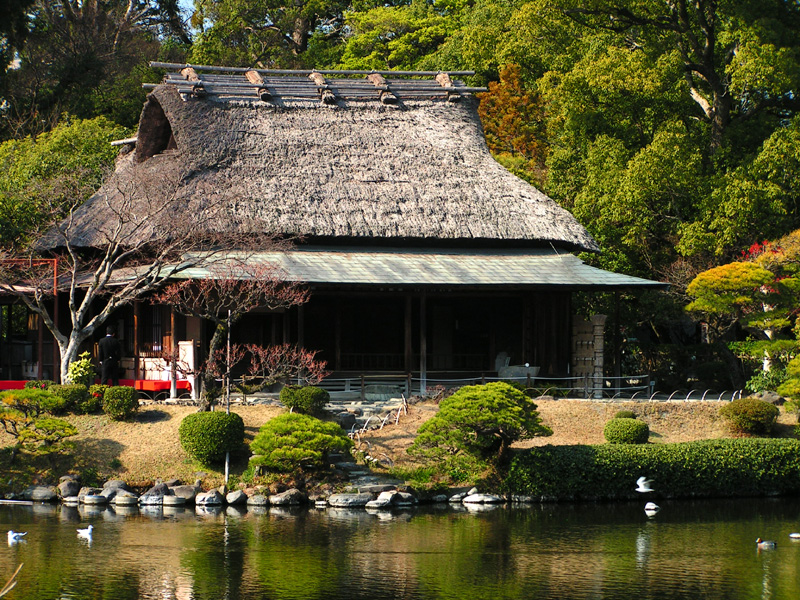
[356,399,799,469]
[1,399,796,488]
[0,404,283,489]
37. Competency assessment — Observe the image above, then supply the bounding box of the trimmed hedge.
[719,397,779,434]
[604,417,649,444]
[505,438,800,501]
[179,411,245,465]
[47,384,88,414]
[103,386,139,420]
[279,385,330,415]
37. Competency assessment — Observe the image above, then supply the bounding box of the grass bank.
[0,399,796,495]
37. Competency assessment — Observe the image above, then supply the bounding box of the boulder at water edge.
[23,485,58,502]
[140,482,170,505]
[170,480,202,503]
[246,494,269,507]
[462,493,505,504]
[195,490,224,506]
[226,490,247,506]
[58,477,81,498]
[269,488,307,506]
[327,493,373,508]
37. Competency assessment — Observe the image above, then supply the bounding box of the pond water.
[2,497,800,599]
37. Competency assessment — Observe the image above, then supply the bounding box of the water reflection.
[3,498,800,599]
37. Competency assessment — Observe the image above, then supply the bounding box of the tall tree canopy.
[1,0,191,140]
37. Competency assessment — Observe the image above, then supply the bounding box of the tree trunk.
[198,322,226,411]
[59,330,91,383]
[716,342,745,390]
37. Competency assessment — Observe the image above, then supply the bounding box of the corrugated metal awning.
[175,247,667,290]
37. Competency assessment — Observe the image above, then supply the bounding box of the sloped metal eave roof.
[172,248,668,290]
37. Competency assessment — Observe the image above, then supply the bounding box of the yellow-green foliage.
[0,389,77,456]
[249,413,352,472]
[719,397,779,434]
[67,352,95,387]
[686,262,775,315]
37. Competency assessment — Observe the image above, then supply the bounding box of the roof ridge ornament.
[309,71,337,105]
[435,72,459,103]
[366,73,398,105]
[245,69,272,102]
[180,67,205,98]
[144,63,488,103]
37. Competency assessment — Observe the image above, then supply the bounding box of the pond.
[2,497,800,599]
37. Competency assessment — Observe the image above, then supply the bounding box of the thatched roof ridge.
[64,82,599,252]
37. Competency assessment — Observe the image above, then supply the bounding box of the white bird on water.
[644,502,660,516]
[7,531,27,545]
[635,477,654,493]
[77,525,93,541]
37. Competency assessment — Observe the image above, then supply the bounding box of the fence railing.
[313,372,745,402]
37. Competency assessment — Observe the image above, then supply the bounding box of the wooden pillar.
[334,300,341,371]
[297,305,304,347]
[37,312,43,380]
[404,294,413,372]
[52,294,60,383]
[133,300,140,380]
[170,307,177,398]
[591,314,607,399]
[614,292,621,385]
[419,293,427,395]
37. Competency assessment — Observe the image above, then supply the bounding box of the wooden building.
[3,64,665,391]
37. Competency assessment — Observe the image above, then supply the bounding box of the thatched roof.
[64,66,600,252]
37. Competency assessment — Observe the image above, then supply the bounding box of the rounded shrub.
[103,386,139,421]
[604,418,649,444]
[179,411,245,465]
[24,380,53,390]
[249,413,352,472]
[719,397,779,435]
[279,385,330,415]
[80,384,108,414]
[614,410,637,419]
[47,384,88,414]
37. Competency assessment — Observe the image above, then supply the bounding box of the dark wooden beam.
[367,73,398,105]
[309,72,337,105]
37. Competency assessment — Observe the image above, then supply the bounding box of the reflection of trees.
[9,501,800,598]
[180,517,246,600]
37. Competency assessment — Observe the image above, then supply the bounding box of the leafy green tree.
[179,411,245,465]
[249,412,352,472]
[1,0,186,140]
[337,0,451,70]
[189,0,350,67]
[408,382,551,477]
[557,0,800,156]
[0,116,129,248]
[0,388,78,462]
[686,262,778,340]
